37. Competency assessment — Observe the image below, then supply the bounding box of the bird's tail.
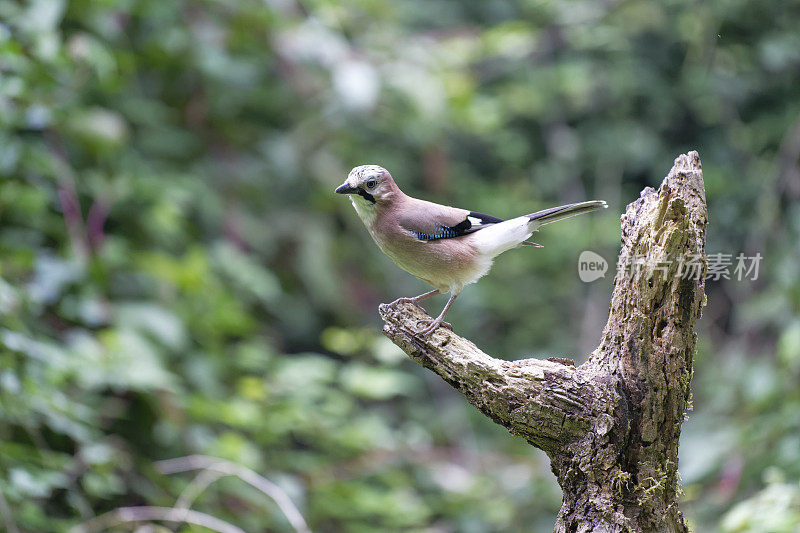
[473,200,607,259]
[527,200,608,226]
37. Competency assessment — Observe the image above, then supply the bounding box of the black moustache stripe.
[357,188,376,204]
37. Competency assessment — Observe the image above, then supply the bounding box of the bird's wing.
[398,199,503,241]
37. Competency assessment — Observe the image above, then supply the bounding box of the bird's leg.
[417,293,458,336]
[387,289,439,312]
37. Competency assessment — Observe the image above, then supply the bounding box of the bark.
[380,152,707,533]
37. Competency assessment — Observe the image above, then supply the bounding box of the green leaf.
[339,363,417,400]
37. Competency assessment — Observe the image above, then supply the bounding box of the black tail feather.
[527,201,607,225]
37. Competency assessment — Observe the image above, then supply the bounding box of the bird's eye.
[365,179,377,189]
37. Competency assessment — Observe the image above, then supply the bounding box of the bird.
[335,165,607,336]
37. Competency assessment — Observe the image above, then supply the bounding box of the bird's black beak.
[335,183,358,194]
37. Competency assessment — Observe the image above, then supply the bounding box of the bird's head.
[335,165,399,207]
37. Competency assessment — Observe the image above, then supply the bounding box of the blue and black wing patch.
[412,211,503,241]
[411,227,461,240]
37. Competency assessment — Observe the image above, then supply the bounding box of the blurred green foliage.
[0,0,798,531]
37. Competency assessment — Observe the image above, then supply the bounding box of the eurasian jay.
[336,165,607,336]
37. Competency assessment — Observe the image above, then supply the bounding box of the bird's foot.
[387,296,427,312]
[415,318,453,337]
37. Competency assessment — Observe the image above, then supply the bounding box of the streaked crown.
[348,165,387,183]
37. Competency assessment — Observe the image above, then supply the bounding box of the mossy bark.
[380,152,707,533]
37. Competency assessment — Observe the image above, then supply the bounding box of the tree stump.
[380,152,707,532]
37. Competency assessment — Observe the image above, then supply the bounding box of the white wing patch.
[472,216,536,257]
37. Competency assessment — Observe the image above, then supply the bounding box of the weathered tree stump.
[380,152,707,532]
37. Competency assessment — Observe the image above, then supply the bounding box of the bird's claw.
[387,297,426,312]
[415,319,452,337]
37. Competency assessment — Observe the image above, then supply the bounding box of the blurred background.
[1,0,799,531]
